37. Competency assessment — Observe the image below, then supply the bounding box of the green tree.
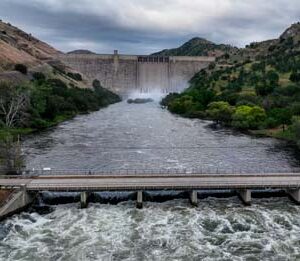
[291,116,300,148]
[255,82,275,96]
[290,72,300,82]
[266,70,279,85]
[267,108,292,131]
[232,105,266,129]
[206,101,235,124]
[93,79,101,88]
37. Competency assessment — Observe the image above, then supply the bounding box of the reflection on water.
[23,101,299,172]
[1,198,300,260]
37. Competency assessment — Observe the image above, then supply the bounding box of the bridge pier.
[136,191,143,209]
[80,192,89,208]
[287,189,300,204]
[189,191,198,207]
[237,189,251,205]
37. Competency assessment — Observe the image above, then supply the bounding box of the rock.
[127,98,154,104]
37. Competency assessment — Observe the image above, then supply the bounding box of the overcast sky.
[0,0,299,54]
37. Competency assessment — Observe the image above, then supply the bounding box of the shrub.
[290,72,300,82]
[14,64,27,74]
[206,101,235,124]
[291,117,300,148]
[67,72,82,81]
[255,83,275,96]
[32,72,46,81]
[92,79,101,88]
[232,105,266,129]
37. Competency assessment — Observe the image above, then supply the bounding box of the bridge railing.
[4,167,300,177]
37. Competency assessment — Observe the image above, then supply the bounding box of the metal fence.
[8,167,300,177]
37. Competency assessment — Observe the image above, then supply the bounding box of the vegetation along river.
[1,100,300,260]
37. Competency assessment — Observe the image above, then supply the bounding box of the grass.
[251,126,296,142]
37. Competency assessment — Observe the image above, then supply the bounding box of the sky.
[0,0,300,54]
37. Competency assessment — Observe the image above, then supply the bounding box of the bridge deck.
[0,173,300,192]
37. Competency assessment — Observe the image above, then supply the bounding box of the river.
[23,101,299,172]
[1,100,300,260]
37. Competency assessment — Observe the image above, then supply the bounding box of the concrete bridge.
[58,51,215,94]
[1,172,300,218]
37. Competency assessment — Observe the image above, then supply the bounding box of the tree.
[266,70,279,85]
[291,117,300,148]
[206,101,235,124]
[267,108,292,131]
[290,72,300,82]
[14,64,28,74]
[255,82,275,96]
[0,135,25,174]
[232,105,266,129]
[0,82,29,128]
[92,79,101,88]
[32,72,46,81]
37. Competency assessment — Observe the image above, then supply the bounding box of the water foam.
[1,198,300,260]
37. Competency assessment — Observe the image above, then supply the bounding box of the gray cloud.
[0,0,299,54]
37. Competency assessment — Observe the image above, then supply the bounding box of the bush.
[255,83,275,96]
[291,117,300,148]
[206,101,235,124]
[267,108,292,130]
[232,105,266,129]
[168,96,198,115]
[32,72,46,81]
[92,79,101,88]
[290,72,300,82]
[14,64,27,74]
[67,72,82,81]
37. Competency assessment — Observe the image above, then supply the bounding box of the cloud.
[0,0,299,54]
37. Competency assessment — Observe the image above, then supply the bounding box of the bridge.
[57,50,215,94]
[1,172,300,218]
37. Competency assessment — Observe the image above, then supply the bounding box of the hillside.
[0,20,60,72]
[152,37,238,57]
[0,20,121,147]
[162,22,300,147]
[0,20,95,89]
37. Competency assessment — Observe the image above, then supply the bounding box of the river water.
[1,100,300,260]
[23,101,299,172]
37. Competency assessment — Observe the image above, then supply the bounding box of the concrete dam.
[58,51,215,94]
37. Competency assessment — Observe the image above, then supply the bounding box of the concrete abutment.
[0,188,35,220]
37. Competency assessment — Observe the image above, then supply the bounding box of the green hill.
[152,37,237,57]
[162,23,300,147]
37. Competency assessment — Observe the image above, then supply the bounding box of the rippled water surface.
[2,101,300,260]
[1,198,300,261]
[23,101,299,172]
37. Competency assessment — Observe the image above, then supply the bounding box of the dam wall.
[58,51,215,94]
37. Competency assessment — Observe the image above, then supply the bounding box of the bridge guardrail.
[1,167,300,178]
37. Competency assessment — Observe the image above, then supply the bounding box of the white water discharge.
[1,100,300,260]
[1,198,300,260]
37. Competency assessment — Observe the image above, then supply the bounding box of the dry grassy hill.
[0,20,60,72]
[0,20,90,88]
